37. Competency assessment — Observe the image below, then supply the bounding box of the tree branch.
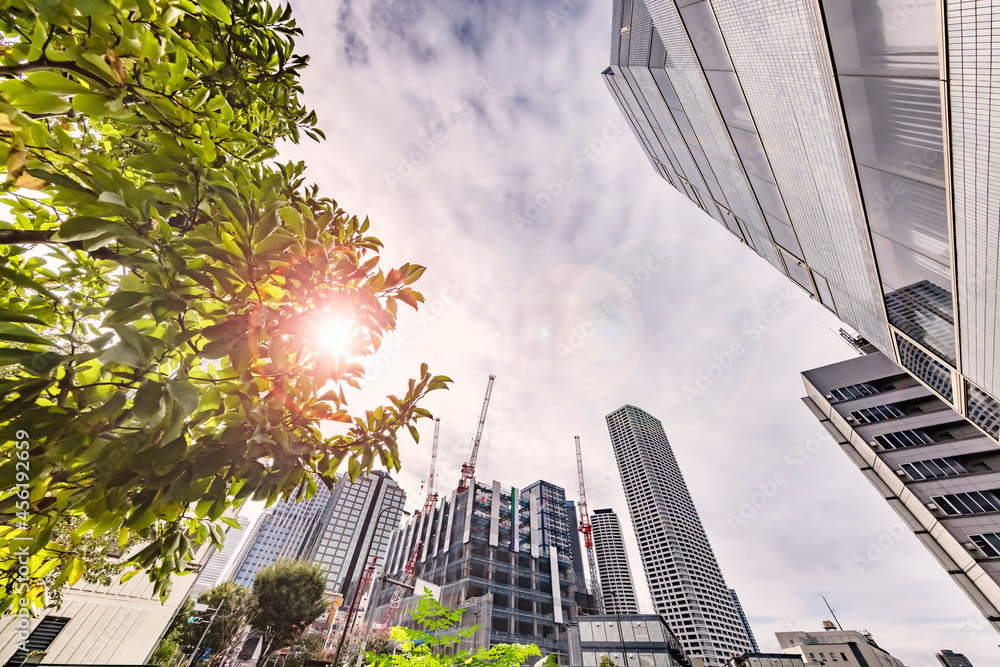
[0,228,122,260]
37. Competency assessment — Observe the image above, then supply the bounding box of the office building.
[591,509,639,615]
[368,479,582,664]
[603,0,1000,444]
[775,628,905,667]
[190,514,251,598]
[0,543,214,666]
[568,500,601,615]
[305,470,406,602]
[727,656,803,667]
[802,352,1000,632]
[727,590,758,653]
[937,649,975,667]
[606,405,753,665]
[230,480,333,587]
[569,615,691,667]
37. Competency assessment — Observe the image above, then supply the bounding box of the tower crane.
[420,419,441,516]
[457,375,495,493]
[379,541,423,627]
[576,436,604,613]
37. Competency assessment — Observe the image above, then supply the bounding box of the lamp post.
[331,505,407,667]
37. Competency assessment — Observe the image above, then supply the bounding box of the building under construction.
[366,477,582,664]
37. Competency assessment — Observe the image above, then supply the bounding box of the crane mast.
[380,541,423,627]
[576,436,604,613]
[457,375,495,493]
[421,419,441,516]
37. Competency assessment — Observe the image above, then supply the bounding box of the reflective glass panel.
[679,2,733,71]
[840,76,945,184]
[781,252,814,293]
[650,68,683,111]
[729,126,774,182]
[896,334,953,400]
[649,26,666,69]
[857,165,949,265]
[704,69,755,132]
[812,271,836,311]
[880,269,956,365]
[967,383,1000,439]
[748,173,790,222]
[822,0,939,76]
[766,214,802,259]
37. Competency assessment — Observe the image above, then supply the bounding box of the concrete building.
[936,649,974,667]
[603,0,1000,446]
[591,509,639,615]
[775,628,905,667]
[230,479,333,587]
[802,352,1000,632]
[727,590,758,653]
[0,544,213,666]
[190,514,251,598]
[726,656,803,667]
[569,615,691,667]
[304,471,406,602]
[568,500,601,616]
[606,405,754,664]
[368,478,582,664]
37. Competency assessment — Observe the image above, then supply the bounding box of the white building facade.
[591,509,639,615]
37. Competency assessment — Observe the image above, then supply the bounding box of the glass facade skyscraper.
[603,0,1000,445]
[590,509,639,615]
[606,405,753,665]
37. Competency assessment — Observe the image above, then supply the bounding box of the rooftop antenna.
[822,594,843,631]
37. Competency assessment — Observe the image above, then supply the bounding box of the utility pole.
[186,602,223,667]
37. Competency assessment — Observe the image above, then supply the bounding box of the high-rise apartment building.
[230,481,333,587]
[305,470,406,602]
[369,479,581,663]
[802,352,1000,633]
[606,405,753,665]
[191,514,251,598]
[591,509,639,615]
[603,0,1000,445]
[727,589,758,653]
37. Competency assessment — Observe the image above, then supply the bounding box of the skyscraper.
[190,514,251,598]
[606,404,753,665]
[937,649,975,667]
[590,509,639,615]
[305,470,406,602]
[727,589,758,653]
[603,0,1000,445]
[230,481,333,587]
[802,352,1000,633]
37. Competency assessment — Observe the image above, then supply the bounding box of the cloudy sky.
[267,0,1000,663]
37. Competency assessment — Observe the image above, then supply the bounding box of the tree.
[327,626,394,667]
[371,593,549,667]
[282,634,326,667]
[0,0,450,613]
[598,657,617,667]
[250,559,328,664]
[190,582,256,667]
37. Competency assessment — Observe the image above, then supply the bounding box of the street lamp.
[186,602,224,667]
[331,505,408,667]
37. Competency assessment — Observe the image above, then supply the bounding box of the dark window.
[4,617,70,667]
[933,491,1000,516]
[971,533,1000,558]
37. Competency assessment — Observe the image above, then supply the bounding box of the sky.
[262,0,1000,663]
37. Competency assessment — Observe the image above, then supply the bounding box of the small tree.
[327,626,394,667]
[193,582,256,667]
[598,657,617,667]
[251,559,328,664]
[282,634,326,667]
[371,593,548,667]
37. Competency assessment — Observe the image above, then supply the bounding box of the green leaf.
[0,322,51,346]
[133,379,163,421]
[0,310,45,325]
[25,71,91,95]
[199,0,232,24]
[54,216,131,242]
[11,91,72,115]
[166,379,200,416]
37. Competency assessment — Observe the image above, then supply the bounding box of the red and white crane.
[457,375,495,493]
[420,419,441,516]
[576,436,604,613]
[379,541,423,627]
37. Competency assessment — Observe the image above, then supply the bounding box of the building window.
[874,428,933,450]
[830,382,878,402]
[970,533,1000,557]
[850,405,904,423]
[933,491,1000,515]
[901,457,966,480]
